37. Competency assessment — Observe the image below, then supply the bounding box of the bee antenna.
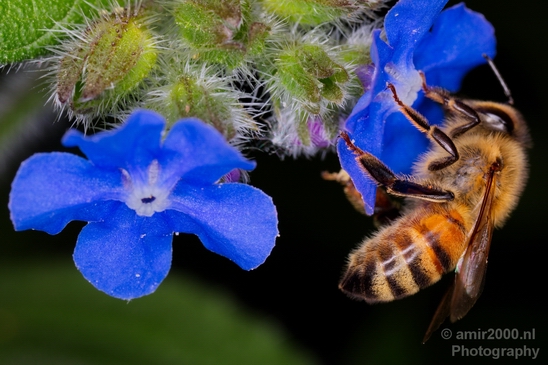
[482,54,514,105]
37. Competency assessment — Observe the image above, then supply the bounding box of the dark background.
[1,0,546,363]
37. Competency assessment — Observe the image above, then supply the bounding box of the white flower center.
[384,62,422,106]
[123,160,171,217]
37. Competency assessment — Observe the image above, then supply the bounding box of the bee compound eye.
[483,113,507,132]
[477,106,514,134]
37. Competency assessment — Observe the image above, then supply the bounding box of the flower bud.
[54,6,157,122]
[145,61,256,144]
[174,0,242,47]
[262,0,382,25]
[172,0,270,68]
[268,103,340,157]
[275,43,349,114]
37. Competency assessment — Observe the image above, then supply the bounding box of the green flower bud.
[174,0,241,46]
[145,61,256,143]
[262,0,381,25]
[54,6,157,121]
[269,103,339,157]
[246,22,271,56]
[172,0,270,68]
[168,75,240,138]
[275,43,349,114]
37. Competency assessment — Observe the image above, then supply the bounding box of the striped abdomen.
[339,205,468,303]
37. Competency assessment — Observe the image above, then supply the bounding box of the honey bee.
[338,62,530,342]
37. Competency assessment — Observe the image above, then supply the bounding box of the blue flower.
[9,110,278,300]
[338,0,496,214]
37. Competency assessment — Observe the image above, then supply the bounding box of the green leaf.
[0,260,317,365]
[0,0,116,65]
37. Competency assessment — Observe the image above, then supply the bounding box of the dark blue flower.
[9,110,278,300]
[338,0,496,215]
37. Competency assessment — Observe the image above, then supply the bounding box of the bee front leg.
[387,83,459,171]
[340,132,454,203]
[418,71,481,138]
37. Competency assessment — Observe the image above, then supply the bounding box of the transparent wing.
[449,163,498,321]
[422,282,453,343]
[423,161,499,343]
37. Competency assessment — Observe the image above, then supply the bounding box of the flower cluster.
[337,0,496,214]
[5,0,499,301]
[9,110,278,299]
[9,0,387,156]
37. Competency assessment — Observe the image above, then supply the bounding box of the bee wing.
[449,165,498,322]
[422,281,454,343]
[423,164,498,343]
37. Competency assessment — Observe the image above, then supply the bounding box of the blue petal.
[384,0,448,80]
[415,3,496,91]
[346,30,393,127]
[167,182,278,270]
[381,98,445,175]
[343,30,395,144]
[337,139,377,215]
[160,118,256,185]
[9,152,123,234]
[340,29,403,216]
[62,110,165,174]
[340,0,497,216]
[416,97,446,127]
[380,114,422,174]
[338,99,392,215]
[73,204,173,300]
[347,0,449,136]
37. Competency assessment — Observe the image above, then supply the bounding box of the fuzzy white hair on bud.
[143,53,263,147]
[38,0,162,130]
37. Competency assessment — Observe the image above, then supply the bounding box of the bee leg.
[323,170,402,223]
[372,188,401,227]
[418,71,481,139]
[322,170,367,215]
[341,132,454,202]
[387,83,460,171]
